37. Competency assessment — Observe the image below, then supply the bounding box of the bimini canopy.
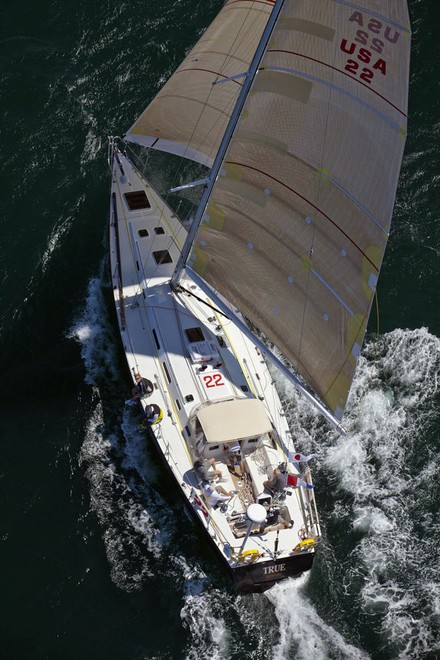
[196,398,272,444]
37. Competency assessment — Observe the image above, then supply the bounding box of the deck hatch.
[185,327,205,343]
[124,190,151,210]
[152,329,160,349]
[163,362,172,383]
[153,250,172,265]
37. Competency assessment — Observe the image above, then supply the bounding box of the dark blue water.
[1,1,439,658]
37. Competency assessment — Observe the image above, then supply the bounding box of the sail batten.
[187,0,411,419]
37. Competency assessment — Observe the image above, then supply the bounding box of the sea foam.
[71,268,440,657]
[275,327,440,658]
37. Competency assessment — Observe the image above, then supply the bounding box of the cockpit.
[188,398,297,537]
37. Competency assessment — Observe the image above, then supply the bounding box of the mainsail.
[125,0,274,167]
[187,0,411,420]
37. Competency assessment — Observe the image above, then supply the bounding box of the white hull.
[109,144,320,592]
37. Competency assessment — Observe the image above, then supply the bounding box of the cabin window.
[153,250,172,265]
[185,327,204,343]
[154,227,165,235]
[163,362,171,383]
[125,190,151,210]
[217,335,226,348]
[207,445,220,452]
[138,229,149,238]
[152,329,160,350]
[176,399,181,411]
[247,437,259,444]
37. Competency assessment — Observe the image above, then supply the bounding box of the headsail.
[125,0,274,167]
[187,0,411,421]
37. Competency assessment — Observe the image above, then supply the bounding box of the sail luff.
[171,0,286,289]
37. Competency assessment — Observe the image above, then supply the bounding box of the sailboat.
[108,0,410,592]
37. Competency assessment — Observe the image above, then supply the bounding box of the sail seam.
[226,160,380,271]
[157,94,231,114]
[227,0,275,6]
[174,68,243,85]
[267,50,407,118]
[265,66,402,132]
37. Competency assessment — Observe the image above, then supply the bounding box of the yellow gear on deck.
[150,408,164,425]
[292,538,317,553]
[233,549,261,563]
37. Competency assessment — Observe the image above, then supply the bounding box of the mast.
[170,0,285,290]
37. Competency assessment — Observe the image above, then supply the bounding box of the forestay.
[125,0,274,167]
[188,0,411,420]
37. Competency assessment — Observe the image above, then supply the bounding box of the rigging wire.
[374,289,381,361]
[375,289,380,338]
[177,284,229,319]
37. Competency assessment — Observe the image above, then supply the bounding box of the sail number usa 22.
[341,11,401,84]
[202,373,224,388]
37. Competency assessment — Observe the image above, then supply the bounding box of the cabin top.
[194,398,272,445]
